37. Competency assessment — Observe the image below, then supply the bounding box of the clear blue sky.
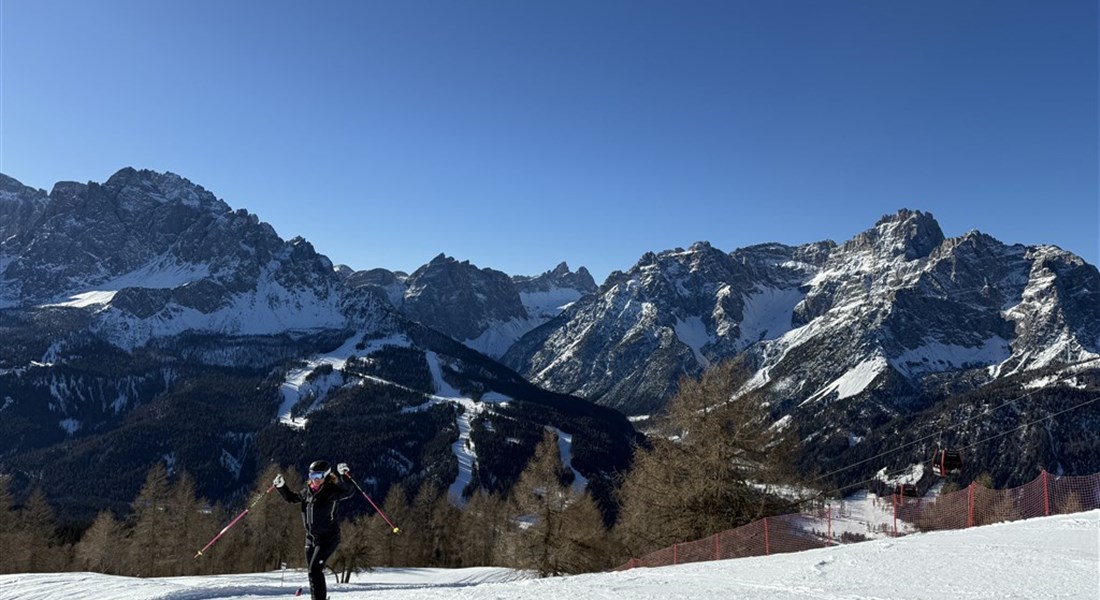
[2,1,1096,282]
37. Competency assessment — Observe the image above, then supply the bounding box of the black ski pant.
[305,533,340,600]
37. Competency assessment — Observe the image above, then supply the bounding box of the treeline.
[0,361,802,578]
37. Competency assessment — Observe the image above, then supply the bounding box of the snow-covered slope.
[2,511,1095,600]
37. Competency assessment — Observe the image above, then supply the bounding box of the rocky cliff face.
[505,210,1100,418]
[0,168,635,520]
[0,168,370,349]
[343,258,598,359]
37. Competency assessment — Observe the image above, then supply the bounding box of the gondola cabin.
[894,483,920,498]
[931,448,963,477]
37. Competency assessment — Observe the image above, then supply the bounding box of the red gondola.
[894,483,920,497]
[931,448,963,477]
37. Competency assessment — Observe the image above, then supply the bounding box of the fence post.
[892,491,898,537]
[764,517,770,556]
[714,533,719,560]
[673,543,678,565]
[967,482,975,528]
[1042,469,1051,516]
[826,505,832,546]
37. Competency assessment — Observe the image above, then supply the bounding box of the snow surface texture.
[2,511,1096,599]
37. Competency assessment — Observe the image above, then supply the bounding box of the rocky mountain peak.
[102,167,230,216]
[0,173,46,200]
[514,262,598,295]
[404,256,527,343]
[843,209,945,261]
[0,175,50,244]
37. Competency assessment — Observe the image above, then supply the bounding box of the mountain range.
[2,168,1098,519]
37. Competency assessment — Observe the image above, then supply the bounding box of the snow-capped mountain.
[0,168,635,521]
[345,257,596,359]
[4,167,1097,512]
[505,210,1100,417]
[0,168,378,349]
[502,240,830,414]
[503,209,1100,488]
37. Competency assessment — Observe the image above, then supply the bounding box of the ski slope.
[1,511,1096,600]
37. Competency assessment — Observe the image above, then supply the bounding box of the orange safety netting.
[616,470,1100,570]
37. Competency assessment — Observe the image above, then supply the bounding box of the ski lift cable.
[811,393,1100,500]
[956,393,1100,453]
[809,391,1100,499]
[811,356,1100,484]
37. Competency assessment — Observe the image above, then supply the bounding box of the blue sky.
[2,1,1096,282]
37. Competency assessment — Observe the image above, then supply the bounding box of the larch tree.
[0,476,17,573]
[429,493,463,567]
[614,359,799,558]
[376,485,411,566]
[237,464,300,573]
[18,487,61,573]
[129,462,174,576]
[456,489,509,567]
[556,491,613,573]
[163,472,207,576]
[508,428,575,576]
[74,510,125,574]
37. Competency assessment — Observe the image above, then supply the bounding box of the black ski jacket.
[277,474,355,539]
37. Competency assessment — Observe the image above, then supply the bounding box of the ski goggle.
[308,471,326,481]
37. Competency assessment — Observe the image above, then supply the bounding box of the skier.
[274,460,355,600]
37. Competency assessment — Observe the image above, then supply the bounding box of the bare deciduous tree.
[615,359,800,558]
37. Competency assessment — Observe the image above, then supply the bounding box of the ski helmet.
[309,460,330,473]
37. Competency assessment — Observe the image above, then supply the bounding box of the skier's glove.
[336,463,350,476]
[273,474,285,488]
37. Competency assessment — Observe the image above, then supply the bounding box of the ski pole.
[195,484,276,558]
[345,474,400,534]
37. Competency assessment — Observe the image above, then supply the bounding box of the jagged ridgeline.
[503,210,1100,489]
[0,168,637,523]
[2,167,1098,522]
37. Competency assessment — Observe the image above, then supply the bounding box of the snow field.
[2,511,1095,600]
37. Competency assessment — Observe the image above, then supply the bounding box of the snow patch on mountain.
[891,336,1012,377]
[554,428,588,494]
[520,287,583,319]
[411,352,513,506]
[277,333,366,428]
[464,316,545,359]
[102,276,346,350]
[673,316,712,368]
[103,258,212,290]
[803,355,889,405]
[743,316,834,393]
[44,290,118,308]
[736,285,805,347]
[39,259,213,309]
[59,418,81,434]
